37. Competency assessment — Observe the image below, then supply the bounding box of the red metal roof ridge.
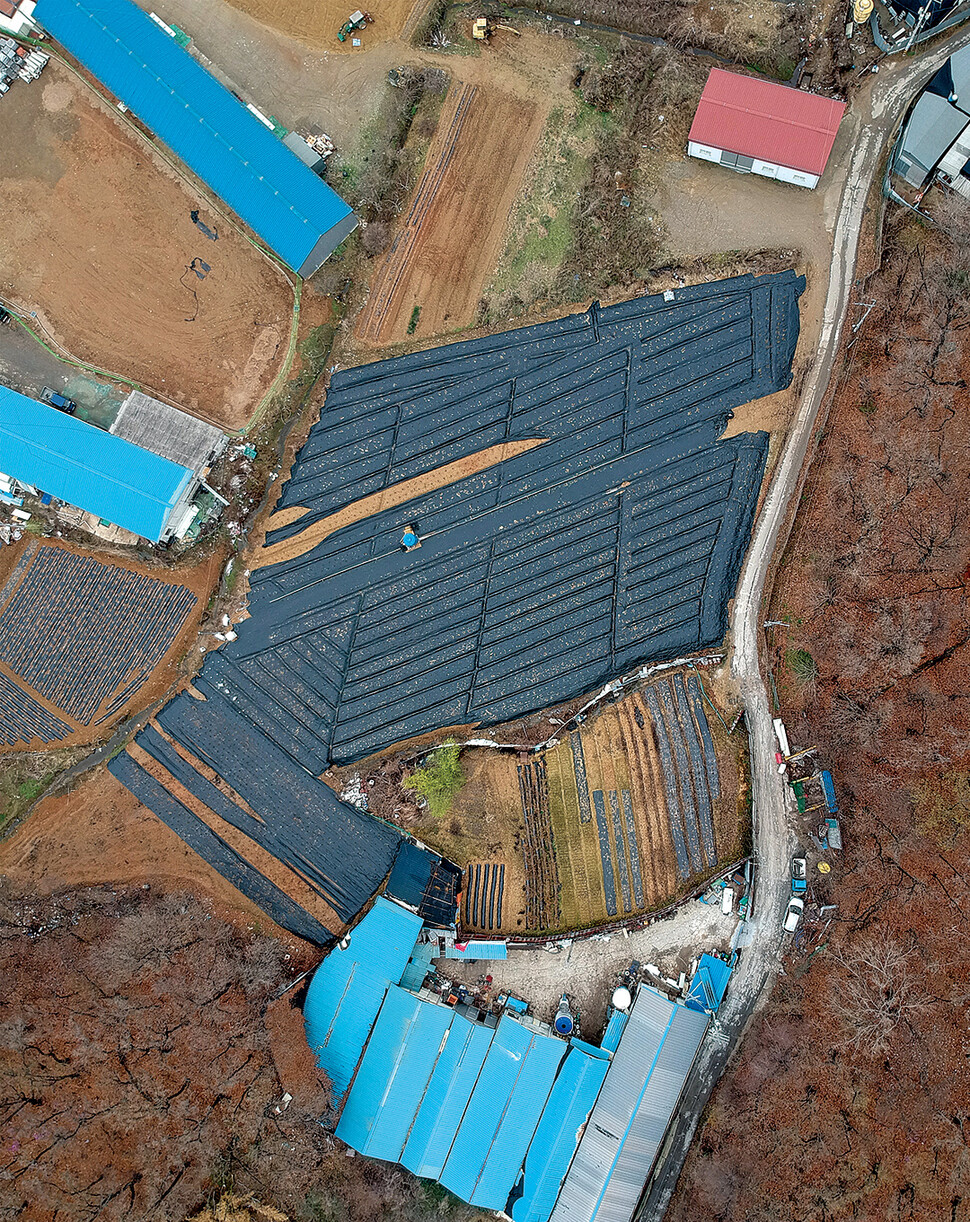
[700,96,842,137]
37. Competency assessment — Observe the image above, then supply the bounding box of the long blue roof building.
[0,386,195,541]
[33,0,357,276]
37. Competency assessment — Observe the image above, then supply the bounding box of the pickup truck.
[42,386,77,415]
[790,856,807,895]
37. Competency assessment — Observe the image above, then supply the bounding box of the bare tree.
[829,932,931,1054]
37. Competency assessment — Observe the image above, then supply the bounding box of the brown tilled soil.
[0,536,221,755]
[221,0,423,52]
[0,61,292,430]
[255,438,545,568]
[354,82,544,345]
[0,764,313,949]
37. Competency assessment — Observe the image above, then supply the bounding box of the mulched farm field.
[0,62,292,431]
[355,81,544,344]
[0,537,216,753]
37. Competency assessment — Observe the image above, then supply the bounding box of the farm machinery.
[337,10,373,41]
[472,16,520,39]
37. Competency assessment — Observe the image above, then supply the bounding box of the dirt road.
[640,27,970,1221]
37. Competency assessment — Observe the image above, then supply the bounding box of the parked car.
[41,386,77,415]
[784,896,804,932]
[0,306,10,326]
[790,856,807,895]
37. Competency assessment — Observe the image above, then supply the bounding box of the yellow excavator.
[472,16,520,40]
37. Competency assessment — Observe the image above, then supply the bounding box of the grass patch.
[406,742,466,819]
[0,751,83,833]
[913,771,970,845]
[483,43,708,319]
[786,648,820,686]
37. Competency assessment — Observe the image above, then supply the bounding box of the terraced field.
[544,671,727,928]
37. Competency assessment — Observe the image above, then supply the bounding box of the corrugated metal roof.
[601,1008,628,1053]
[33,0,356,275]
[401,1018,495,1179]
[303,898,423,1100]
[685,953,731,1013]
[689,68,845,177]
[0,385,192,541]
[442,941,508,960]
[110,391,225,474]
[549,988,709,1222]
[440,1014,566,1208]
[509,1046,610,1222]
[896,91,969,186]
[336,986,456,1161]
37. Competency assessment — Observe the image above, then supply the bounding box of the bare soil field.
[0,536,220,754]
[0,62,292,431]
[222,0,422,52]
[0,765,313,947]
[355,82,544,344]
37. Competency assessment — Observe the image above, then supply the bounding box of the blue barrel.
[555,1014,574,1036]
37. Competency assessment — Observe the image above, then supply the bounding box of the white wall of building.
[687,140,820,189]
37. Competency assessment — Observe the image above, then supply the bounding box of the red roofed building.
[688,68,846,189]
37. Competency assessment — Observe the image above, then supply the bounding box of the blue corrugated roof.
[601,1007,629,1053]
[34,0,356,275]
[0,387,192,541]
[443,941,508,960]
[685,953,732,1013]
[303,898,423,1099]
[401,1019,494,1179]
[336,986,455,1161]
[440,1015,566,1208]
[509,1047,610,1222]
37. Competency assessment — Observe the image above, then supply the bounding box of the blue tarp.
[0,387,192,540]
[34,0,356,275]
[509,1046,610,1222]
[685,952,732,1014]
[303,898,423,1100]
[821,770,838,814]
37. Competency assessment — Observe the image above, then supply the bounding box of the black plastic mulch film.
[109,271,803,935]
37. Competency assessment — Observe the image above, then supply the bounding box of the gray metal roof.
[111,391,225,474]
[897,87,970,187]
[549,987,709,1222]
[950,45,970,99]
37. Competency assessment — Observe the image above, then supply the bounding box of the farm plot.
[543,672,731,929]
[355,83,543,345]
[0,542,203,751]
[221,0,421,50]
[0,62,291,431]
[111,682,403,930]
